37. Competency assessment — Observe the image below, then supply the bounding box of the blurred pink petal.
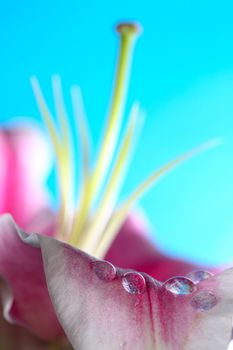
[0,128,52,230]
[39,234,233,350]
[107,214,195,280]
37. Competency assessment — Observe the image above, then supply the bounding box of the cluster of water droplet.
[163,271,218,311]
[92,260,146,294]
[92,261,218,312]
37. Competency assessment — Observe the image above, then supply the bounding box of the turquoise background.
[1,1,233,265]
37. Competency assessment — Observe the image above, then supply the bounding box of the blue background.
[1,0,233,265]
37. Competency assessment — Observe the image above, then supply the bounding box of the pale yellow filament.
[94,139,221,258]
[31,76,73,237]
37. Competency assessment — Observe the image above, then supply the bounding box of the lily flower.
[0,22,225,349]
[2,216,233,350]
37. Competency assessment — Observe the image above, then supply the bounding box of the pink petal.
[39,235,233,350]
[0,297,72,350]
[0,286,54,350]
[106,213,195,280]
[0,128,52,230]
[0,215,64,341]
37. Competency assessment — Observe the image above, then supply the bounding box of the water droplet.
[191,290,218,311]
[164,277,196,295]
[92,260,116,281]
[122,272,146,294]
[186,270,213,284]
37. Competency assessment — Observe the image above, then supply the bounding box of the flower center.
[30,22,218,259]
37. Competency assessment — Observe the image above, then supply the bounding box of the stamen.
[51,76,75,236]
[51,76,74,204]
[70,86,92,242]
[70,85,91,182]
[31,76,73,237]
[31,77,60,155]
[52,75,70,148]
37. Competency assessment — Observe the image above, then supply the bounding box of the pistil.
[70,23,140,246]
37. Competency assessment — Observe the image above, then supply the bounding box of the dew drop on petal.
[191,290,218,311]
[164,277,196,295]
[92,260,116,281]
[186,270,213,284]
[122,272,146,294]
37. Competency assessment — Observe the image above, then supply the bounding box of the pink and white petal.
[106,213,195,280]
[0,128,52,230]
[0,214,64,341]
[39,236,233,350]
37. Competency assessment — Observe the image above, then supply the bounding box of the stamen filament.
[51,76,74,199]
[70,86,92,242]
[71,85,91,182]
[52,76,71,160]
[51,76,74,236]
[31,77,73,237]
[31,77,60,155]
